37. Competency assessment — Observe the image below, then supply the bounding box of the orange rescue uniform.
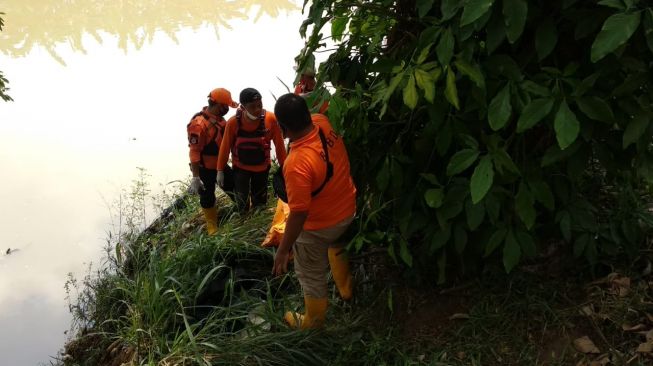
[217,110,287,172]
[283,114,356,230]
[187,107,226,169]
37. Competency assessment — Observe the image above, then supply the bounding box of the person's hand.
[217,170,225,188]
[272,248,290,276]
[188,176,204,194]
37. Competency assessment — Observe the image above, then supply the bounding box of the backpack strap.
[236,109,266,132]
[311,128,334,197]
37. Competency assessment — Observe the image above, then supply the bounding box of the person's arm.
[272,210,308,275]
[188,121,204,175]
[187,120,205,193]
[271,118,287,166]
[190,163,200,177]
[217,119,234,171]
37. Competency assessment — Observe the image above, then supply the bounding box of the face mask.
[244,109,259,121]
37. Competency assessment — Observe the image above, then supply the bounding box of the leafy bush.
[297,0,653,280]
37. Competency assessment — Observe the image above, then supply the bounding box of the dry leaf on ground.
[610,275,631,297]
[636,342,653,353]
[573,336,601,354]
[580,305,594,317]
[586,353,611,366]
[449,313,470,320]
[622,323,647,332]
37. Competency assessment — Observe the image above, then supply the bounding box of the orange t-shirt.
[217,110,287,172]
[283,114,356,230]
[186,108,226,170]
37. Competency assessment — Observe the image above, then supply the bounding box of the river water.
[0,1,305,364]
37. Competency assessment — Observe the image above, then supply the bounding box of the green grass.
[57,179,653,366]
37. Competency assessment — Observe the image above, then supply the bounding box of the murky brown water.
[0,1,303,364]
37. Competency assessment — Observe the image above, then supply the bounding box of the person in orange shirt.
[271,93,357,329]
[187,88,238,235]
[216,88,287,212]
[294,65,329,114]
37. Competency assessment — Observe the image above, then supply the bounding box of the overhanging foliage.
[298,0,653,280]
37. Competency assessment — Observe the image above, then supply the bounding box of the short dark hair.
[274,93,312,132]
[240,88,262,104]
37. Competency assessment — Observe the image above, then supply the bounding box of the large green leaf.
[486,10,506,54]
[503,230,521,273]
[461,0,495,26]
[591,12,641,62]
[416,43,434,65]
[554,100,580,150]
[399,239,413,267]
[436,28,454,67]
[516,98,554,133]
[486,55,523,81]
[598,0,625,10]
[444,67,460,109]
[331,17,348,41]
[383,70,406,103]
[521,80,551,96]
[465,198,485,230]
[447,149,480,176]
[492,148,520,175]
[623,112,650,148]
[470,155,494,204]
[417,0,435,18]
[488,84,512,130]
[441,0,461,21]
[484,228,507,257]
[515,182,536,229]
[424,188,444,208]
[503,0,527,43]
[535,18,557,60]
[403,74,418,109]
[576,96,614,123]
[454,59,485,89]
[414,68,435,103]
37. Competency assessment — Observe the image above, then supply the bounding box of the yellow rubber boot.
[328,247,353,300]
[201,207,218,235]
[284,296,327,330]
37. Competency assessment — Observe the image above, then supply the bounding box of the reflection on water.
[0,1,305,364]
[0,0,297,64]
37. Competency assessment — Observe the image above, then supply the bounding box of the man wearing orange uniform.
[217,88,287,212]
[272,93,357,329]
[294,66,329,114]
[187,88,238,235]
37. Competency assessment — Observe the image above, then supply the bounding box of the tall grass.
[60,170,651,366]
[59,173,414,366]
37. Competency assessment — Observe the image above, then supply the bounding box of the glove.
[217,170,225,188]
[188,176,204,194]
